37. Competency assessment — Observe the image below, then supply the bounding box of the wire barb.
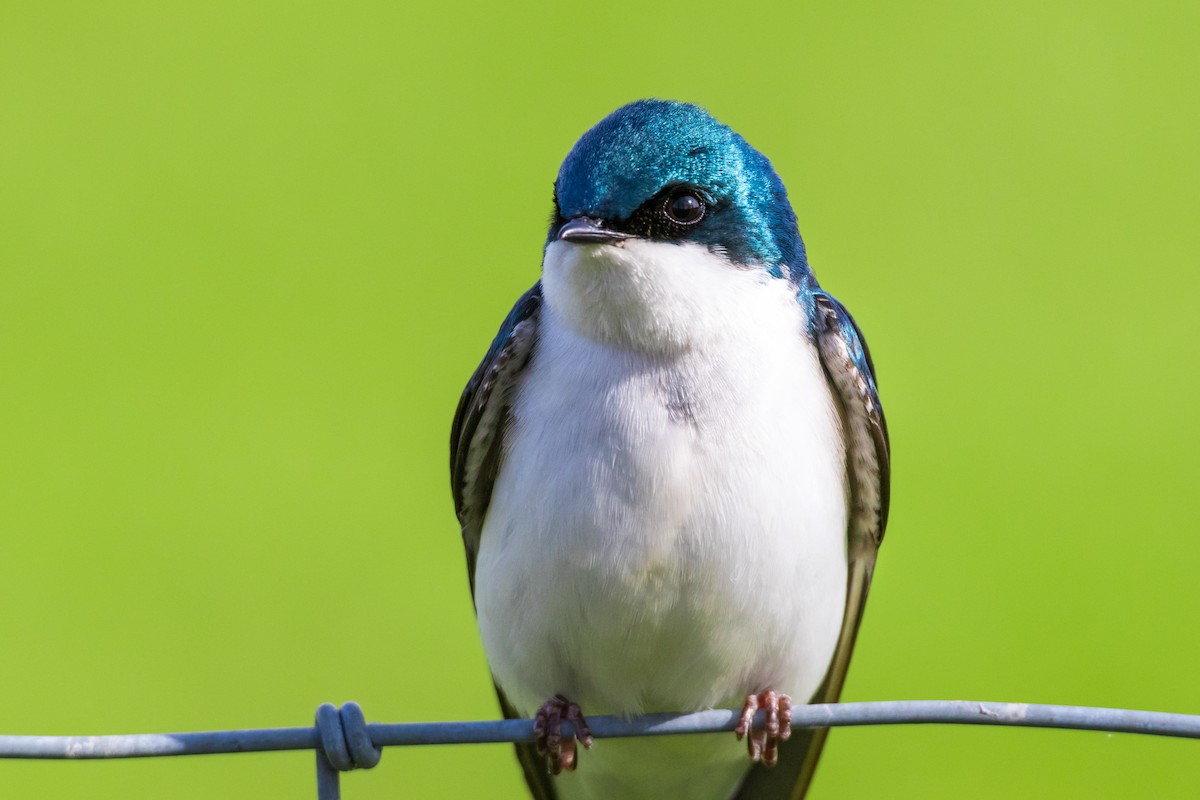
[314,702,382,800]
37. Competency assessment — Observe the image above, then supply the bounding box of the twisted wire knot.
[315,702,381,771]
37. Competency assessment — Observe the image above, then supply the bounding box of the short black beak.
[556,216,631,244]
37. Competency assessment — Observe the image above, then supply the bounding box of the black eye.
[663,190,705,225]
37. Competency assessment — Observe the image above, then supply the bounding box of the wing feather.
[449,282,556,798]
[451,283,543,593]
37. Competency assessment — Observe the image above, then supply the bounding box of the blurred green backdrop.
[2,1,1198,797]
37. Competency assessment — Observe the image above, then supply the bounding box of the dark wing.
[451,282,542,592]
[449,282,557,799]
[736,291,891,800]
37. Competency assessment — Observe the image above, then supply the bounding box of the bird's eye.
[663,190,705,225]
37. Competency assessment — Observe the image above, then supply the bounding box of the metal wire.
[1,701,1197,799]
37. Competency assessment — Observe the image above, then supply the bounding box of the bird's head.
[542,100,813,354]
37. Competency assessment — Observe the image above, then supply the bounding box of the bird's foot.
[735,690,792,766]
[533,694,593,775]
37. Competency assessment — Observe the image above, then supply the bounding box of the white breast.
[474,240,849,800]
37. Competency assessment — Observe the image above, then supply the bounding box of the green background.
[2,1,1197,797]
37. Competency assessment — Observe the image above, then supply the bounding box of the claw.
[736,690,793,767]
[533,694,592,775]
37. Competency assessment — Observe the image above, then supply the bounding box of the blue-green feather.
[552,99,810,282]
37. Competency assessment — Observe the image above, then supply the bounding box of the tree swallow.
[451,100,890,800]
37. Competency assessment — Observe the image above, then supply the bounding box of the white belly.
[474,255,849,799]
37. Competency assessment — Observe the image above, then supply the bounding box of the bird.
[450,99,890,800]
